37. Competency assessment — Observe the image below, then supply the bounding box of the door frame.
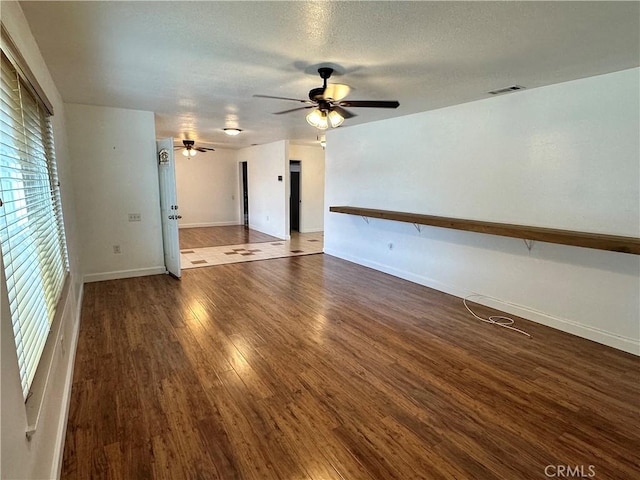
[157,138,181,278]
[289,160,301,233]
[239,161,249,227]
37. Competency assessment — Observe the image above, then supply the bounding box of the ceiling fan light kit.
[182,148,197,157]
[306,108,344,129]
[223,128,242,136]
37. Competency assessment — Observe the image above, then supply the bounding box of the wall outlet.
[128,213,141,222]
[113,245,121,254]
[388,242,394,250]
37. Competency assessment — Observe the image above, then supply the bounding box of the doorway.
[290,160,301,232]
[241,161,249,227]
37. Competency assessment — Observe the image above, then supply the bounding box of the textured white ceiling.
[20,1,640,149]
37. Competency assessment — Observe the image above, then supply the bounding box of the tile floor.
[180,231,324,269]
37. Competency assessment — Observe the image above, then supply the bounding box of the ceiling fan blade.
[253,94,312,104]
[273,106,314,115]
[333,105,356,119]
[338,100,400,109]
[323,83,351,101]
[195,147,215,152]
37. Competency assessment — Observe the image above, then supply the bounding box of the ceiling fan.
[174,139,215,158]
[253,67,400,129]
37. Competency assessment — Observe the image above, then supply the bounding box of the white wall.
[1,2,82,479]
[175,147,241,228]
[325,68,640,354]
[290,144,325,233]
[240,140,289,239]
[66,104,165,282]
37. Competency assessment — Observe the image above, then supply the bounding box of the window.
[0,49,68,400]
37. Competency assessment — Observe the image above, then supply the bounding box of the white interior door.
[157,138,181,278]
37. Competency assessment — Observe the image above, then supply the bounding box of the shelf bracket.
[523,239,534,251]
[361,216,370,224]
[413,223,422,233]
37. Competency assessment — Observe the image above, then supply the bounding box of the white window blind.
[0,51,68,400]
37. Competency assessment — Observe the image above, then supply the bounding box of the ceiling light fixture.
[327,110,344,128]
[182,148,197,157]
[223,128,242,136]
[306,109,326,129]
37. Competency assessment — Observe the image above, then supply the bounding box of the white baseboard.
[323,248,640,356]
[51,281,83,479]
[179,221,240,229]
[476,294,639,356]
[83,266,166,283]
[248,224,286,241]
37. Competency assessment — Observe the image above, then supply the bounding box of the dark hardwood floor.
[62,254,640,479]
[179,225,281,249]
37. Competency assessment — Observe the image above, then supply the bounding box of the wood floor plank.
[62,254,640,479]
[179,225,281,249]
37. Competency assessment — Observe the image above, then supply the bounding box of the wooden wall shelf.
[329,206,640,255]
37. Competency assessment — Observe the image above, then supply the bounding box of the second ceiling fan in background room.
[175,139,215,158]
[254,67,400,129]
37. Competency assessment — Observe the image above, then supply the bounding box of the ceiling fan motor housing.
[309,88,326,102]
[317,100,333,113]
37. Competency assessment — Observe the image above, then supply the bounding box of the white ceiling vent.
[488,85,526,95]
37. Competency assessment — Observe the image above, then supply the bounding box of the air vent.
[488,85,526,95]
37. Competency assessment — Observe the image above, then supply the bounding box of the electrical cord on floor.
[463,295,531,337]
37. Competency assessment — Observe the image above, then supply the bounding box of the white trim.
[83,266,167,283]
[179,221,240,229]
[323,248,640,356]
[299,228,324,234]
[248,223,286,241]
[1,25,54,115]
[24,275,75,441]
[51,282,83,480]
